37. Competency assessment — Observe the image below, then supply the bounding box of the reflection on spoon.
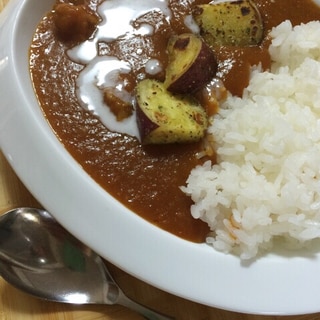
[0,207,172,320]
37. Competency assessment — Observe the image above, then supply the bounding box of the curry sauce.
[29,0,320,242]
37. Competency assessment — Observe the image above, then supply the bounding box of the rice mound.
[182,20,320,259]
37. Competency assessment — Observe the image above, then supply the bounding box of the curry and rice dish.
[30,0,320,258]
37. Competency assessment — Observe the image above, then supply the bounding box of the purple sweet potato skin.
[167,40,217,94]
[136,102,159,142]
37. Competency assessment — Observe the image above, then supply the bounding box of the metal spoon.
[0,207,172,320]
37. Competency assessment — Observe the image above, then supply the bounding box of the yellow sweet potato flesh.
[193,0,263,47]
[166,34,201,83]
[136,79,208,144]
[164,33,217,94]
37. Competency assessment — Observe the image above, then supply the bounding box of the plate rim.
[1,0,320,315]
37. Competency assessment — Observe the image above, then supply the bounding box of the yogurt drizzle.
[68,0,197,138]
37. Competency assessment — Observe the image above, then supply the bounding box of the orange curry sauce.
[29,0,320,242]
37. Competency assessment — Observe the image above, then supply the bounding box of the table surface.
[1,0,320,319]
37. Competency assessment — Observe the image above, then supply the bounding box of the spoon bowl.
[0,207,172,320]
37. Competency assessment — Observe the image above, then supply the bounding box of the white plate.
[1,0,320,315]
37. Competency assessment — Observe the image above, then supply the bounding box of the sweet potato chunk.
[193,0,263,47]
[135,79,208,144]
[164,33,217,94]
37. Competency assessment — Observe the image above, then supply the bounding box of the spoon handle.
[117,291,173,320]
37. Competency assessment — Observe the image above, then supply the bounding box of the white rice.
[182,20,320,259]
